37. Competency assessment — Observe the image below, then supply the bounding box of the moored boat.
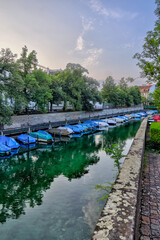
[49,127,73,136]
[0,136,20,150]
[92,120,109,130]
[17,134,36,145]
[153,115,160,122]
[125,114,133,119]
[83,120,99,132]
[29,131,53,144]
[112,117,124,123]
[103,118,116,125]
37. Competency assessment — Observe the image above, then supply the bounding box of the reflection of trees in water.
[0,134,100,223]
[0,121,141,223]
[102,121,141,149]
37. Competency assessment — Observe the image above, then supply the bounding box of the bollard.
[59,131,61,141]
[49,121,52,130]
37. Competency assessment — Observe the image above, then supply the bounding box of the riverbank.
[91,118,148,240]
[3,105,143,135]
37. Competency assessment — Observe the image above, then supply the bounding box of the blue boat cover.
[0,142,11,152]
[76,124,88,131]
[0,136,20,149]
[83,120,99,127]
[37,130,52,138]
[65,125,82,133]
[17,134,36,144]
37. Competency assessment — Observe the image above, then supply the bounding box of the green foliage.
[102,76,141,107]
[153,86,160,110]
[105,144,126,172]
[94,144,126,201]
[150,122,160,143]
[102,76,116,103]
[0,95,13,126]
[66,63,89,74]
[25,70,52,112]
[141,95,148,105]
[134,1,160,83]
[94,182,114,201]
[129,86,141,105]
[0,48,19,124]
[51,64,102,111]
[17,45,37,79]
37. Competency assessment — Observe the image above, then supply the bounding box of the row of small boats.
[0,110,157,158]
[0,130,53,158]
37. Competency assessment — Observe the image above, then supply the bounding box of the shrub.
[150,122,160,143]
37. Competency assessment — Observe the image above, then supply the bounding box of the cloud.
[75,16,103,67]
[89,0,138,20]
[75,17,93,51]
[81,17,94,33]
[123,43,134,49]
[83,48,103,66]
[76,36,84,51]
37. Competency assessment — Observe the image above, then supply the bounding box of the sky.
[0,0,157,85]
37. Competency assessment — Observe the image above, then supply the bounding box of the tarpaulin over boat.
[0,142,11,152]
[29,132,53,141]
[65,125,82,133]
[37,130,53,138]
[17,134,36,144]
[153,115,160,122]
[83,120,99,127]
[0,136,20,149]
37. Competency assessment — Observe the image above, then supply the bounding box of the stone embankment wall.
[91,118,148,240]
[4,106,143,134]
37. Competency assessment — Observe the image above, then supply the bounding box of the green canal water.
[0,121,141,240]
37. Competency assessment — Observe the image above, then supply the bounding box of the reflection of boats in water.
[0,120,141,227]
[0,142,11,158]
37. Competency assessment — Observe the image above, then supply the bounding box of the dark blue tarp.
[0,136,20,149]
[17,134,36,144]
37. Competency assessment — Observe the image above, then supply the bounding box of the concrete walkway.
[139,153,160,239]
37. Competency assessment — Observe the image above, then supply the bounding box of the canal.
[0,121,141,240]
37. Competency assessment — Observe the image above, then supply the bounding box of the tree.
[0,48,23,124]
[129,86,141,105]
[17,46,38,110]
[134,1,160,83]
[49,73,66,111]
[153,87,160,110]
[66,63,89,74]
[54,69,83,111]
[101,76,117,103]
[81,76,102,111]
[141,96,148,105]
[119,77,128,90]
[17,45,37,79]
[25,69,52,112]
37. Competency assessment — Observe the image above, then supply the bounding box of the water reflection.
[0,121,141,227]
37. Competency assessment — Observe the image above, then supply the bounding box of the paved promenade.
[139,153,160,239]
